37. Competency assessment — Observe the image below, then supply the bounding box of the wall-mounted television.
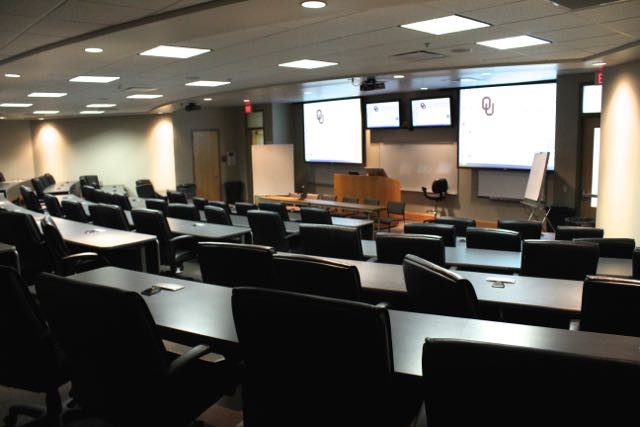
[303,97,363,164]
[365,100,400,129]
[458,81,556,170]
[411,97,452,127]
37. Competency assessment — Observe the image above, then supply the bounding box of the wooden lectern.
[333,173,401,207]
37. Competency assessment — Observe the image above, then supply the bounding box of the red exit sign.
[595,71,604,85]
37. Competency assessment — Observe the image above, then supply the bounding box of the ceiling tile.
[602,17,640,37]
[574,0,640,23]
[502,12,591,33]
[538,24,618,42]
[565,33,636,49]
[0,0,64,17]
[82,0,176,10]
[465,0,566,25]
[424,0,521,13]
[26,19,104,38]
[0,14,40,33]
[47,0,155,25]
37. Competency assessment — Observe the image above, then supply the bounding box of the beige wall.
[31,115,176,194]
[597,60,640,240]
[0,120,36,180]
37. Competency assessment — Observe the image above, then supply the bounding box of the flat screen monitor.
[303,98,363,164]
[365,101,400,129]
[364,167,387,177]
[458,82,556,170]
[411,97,452,127]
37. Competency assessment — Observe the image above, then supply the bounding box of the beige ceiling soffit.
[0,0,70,51]
[583,39,640,62]
[0,0,247,67]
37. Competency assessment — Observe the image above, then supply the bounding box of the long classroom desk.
[44,181,78,195]
[0,180,29,201]
[229,214,374,239]
[258,195,386,224]
[69,266,640,377]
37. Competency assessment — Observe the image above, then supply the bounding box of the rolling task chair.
[167,190,188,204]
[555,225,604,240]
[258,201,290,221]
[79,175,100,189]
[422,178,448,217]
[0,211,52,282]
[247,210,295,252]
[20,185,43,213]
[144,198,169,216]
[203,205,232,225]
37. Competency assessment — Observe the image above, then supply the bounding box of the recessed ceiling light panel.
[278,59,338,69]
[126,94,163,99]
[33,110,59,115]
[477,35,550,50]
[85,47,103,53]
[185,80,231,87]
[4,73,21,78]
[86,104,116,108]
[0,103,32,108]
[80,110,105,114]
[140,45,211,59]
[401,15,490,35]
[28,92,67,98]
[301,1,326,8]
[70,76,120,83]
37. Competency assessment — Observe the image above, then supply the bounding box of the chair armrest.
[62,252,101,262]
[169,234,195,244]
[284,232,300,241]
[376,302,390,309]
[367,257,378,263]
[569,318,581,331]
[168,344,213,375]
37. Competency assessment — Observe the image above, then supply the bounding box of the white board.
[524,152,550,202]
[378,143,458,193]
[251,144,294,196]
[478,170,529,200]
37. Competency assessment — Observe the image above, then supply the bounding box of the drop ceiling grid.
[574,0,640,22]
[463,0,567,26]
[601,17,640,37]
[424,0,523,14]
[47,0,157,25]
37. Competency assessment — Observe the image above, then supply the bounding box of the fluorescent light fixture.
[592,62,607,67]
[86,103,116,108]
[420,87,429,90]
[38,118,44,121]
[70,76,120,83]
[401,15,489,35]
[243,99,251,103]
[301,1,326,8]
[84,47,103,53]
[477,35,550,50]
[33,110,59,115]
[80,110,104,114]
[0,103,32,107]
[278,59,338,69]
[28,92,67,98]
[304,91,312,95]
[126,94,163,99]
[203,97,213,101]
[393,75,405,79]
[185,80,230,87]
[4,73,20,78]
[139,45,210,59]
[0,117,5,120]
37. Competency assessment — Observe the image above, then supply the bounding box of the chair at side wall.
[377,201,405,231]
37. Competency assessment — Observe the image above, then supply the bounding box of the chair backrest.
[235,202,257,216]
[192,197,208,211]
[135,183,156,199]
[207,200,232,216]
[404,223,456,247]
[0,211,49,276]
[135,179,152,186]
[247,210,289,251]
[497,219,542,240]
[300,223,363,260]
[434,216,476,237]
[258,201,290,221]
[272,253,361,300]
[203,205,231,225]
[35,274,169,422]
[573,237,635,258]
[108,193,132,211]
[42,194,64,217]
[20,185,43,212]
[431,178,448,194]
[555,225,604,240]
[43,173,55,186]
[131,209,173,265]
[88,204,130,231]
[167,190,188,204]
[342,196,359,204]
[81,185,97,202]
[376,233,445,265]
[61,200,91,223]
[521,240,599,280]
[198,242,275,287]
[232,287,396,427]
[299,207,332,224]
[79,175,100,189]
[634,247,640,279]
[422,338,640,426]
[30,177,46,197]
[93,189,111,204]
[580,275,640,337]
[41,215,71,275]
[403,254,478,317]
[319,194,337,201]
[386,201,405,216]
[167,203,199,221]
[465,227,521,252]
[0,266,61,391]
[144,198,168,216]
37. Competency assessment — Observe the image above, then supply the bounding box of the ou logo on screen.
[316,109,324,124]
[482,96,494,116]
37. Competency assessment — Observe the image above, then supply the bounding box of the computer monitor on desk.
[364,168,387,177]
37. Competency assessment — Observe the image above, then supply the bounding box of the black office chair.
[433,216,476,237]
[247,210,294,252]
[235,202,257,216]
[31,177,46,198]
[634,247,640,279]
[131,208,196,274]
[82,185,98,202]
[198,242,275,287]
[42,173,56,186]
[258,201,290,221]
[144,198,169,216]
[465,227,521,252]
[61,199,91,223]
[232,287,422,427]
[375,232,445,266]
[0,171,5,182]
[422,338,640,426]
[20,185,43,212]
[88,204,131,231]
[167,190,188,204]
[422,178,448,217]
[497,219,542,240]
[404,222,456,247]
[79,175,100,189]
[521,240,599,280]
[403,254,478,317]
[36,273,237,427]
[299,207,332,224]
[108,192,132,211]
[272,253,362,300]
[573,237,635,258]
[0,211,52,282]
[168,203,200,221]
[203,205,232,225]
[299,223,364,261]
[378,201,405,231]
[207,200,232,216]
[555,225,604,240]
[578,275,640,337]
[42,194,64,217]
[0,266,69,427]
[92,189,111,204]
[192,197,208,211]
[41,215,107,276]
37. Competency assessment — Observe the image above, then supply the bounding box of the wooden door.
[579,117,600,218]
[193,130,221,200]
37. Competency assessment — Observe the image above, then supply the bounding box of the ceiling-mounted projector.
[184,102,201,111]
[360,78,385,91]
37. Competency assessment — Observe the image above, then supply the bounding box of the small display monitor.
[411,97,452,127]
[364,167,387,177]
[365,101,400,129]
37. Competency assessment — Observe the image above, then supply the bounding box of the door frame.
[191,128,222,200]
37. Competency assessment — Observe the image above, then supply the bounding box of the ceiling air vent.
[392,50,444,62]
[550,0,627,10]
